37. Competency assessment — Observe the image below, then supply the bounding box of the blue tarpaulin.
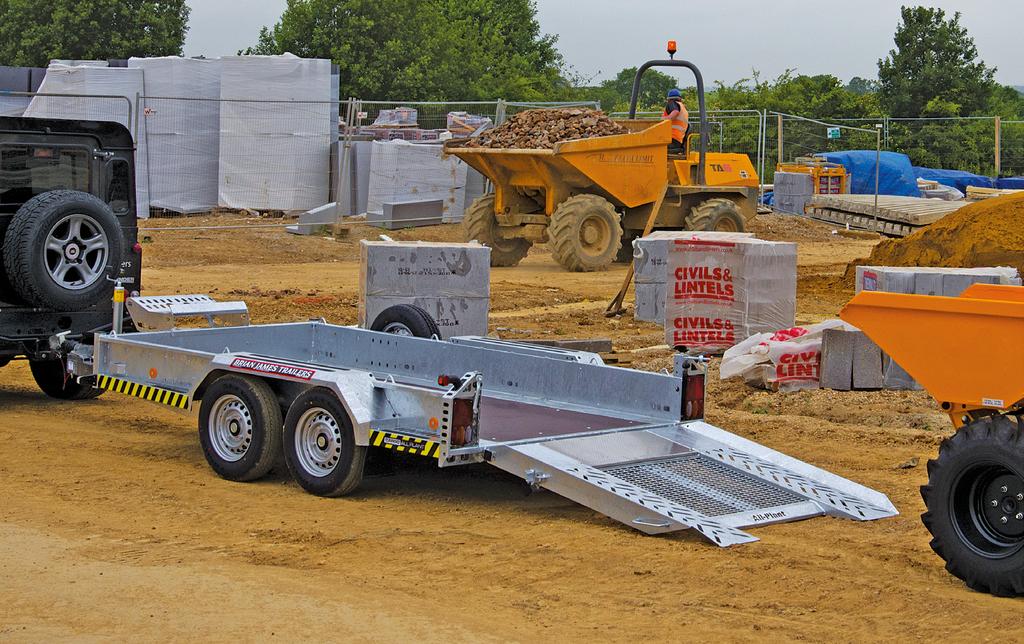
[814,151,920,196]
[913,166,994,192]
[996,177,1024,190]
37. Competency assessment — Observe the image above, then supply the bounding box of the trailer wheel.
[2,190,122,311]
[198,375,282,482]
[370,304,441,339]
[283,388,366,497]
[922,415,1024,596]
[549,194,622,272]
[688,198,745,233]
[463,195,531,267]
[29,358,103,400]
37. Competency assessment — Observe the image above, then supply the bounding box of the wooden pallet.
[805,194,969,237]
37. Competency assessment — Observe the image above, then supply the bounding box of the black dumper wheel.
[688,198,745,233]
[2,190,122,311]
[922,415,1024,596]
[29,359,104,400]
[463,195,532,267]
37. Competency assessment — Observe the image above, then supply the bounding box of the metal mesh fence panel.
[885,117,997,176]
[1000,120,1024,177]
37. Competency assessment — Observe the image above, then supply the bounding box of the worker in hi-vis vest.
[662,88,689,153]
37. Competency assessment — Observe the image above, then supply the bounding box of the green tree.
[0,0,189,67]
[245,0,566,101]
[587,67,681,113]
[877,6,996,117]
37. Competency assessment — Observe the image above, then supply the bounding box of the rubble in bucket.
[664,236,797,353]
[720,321,851,391]
[460,108,625,149]
[358,240,491,339]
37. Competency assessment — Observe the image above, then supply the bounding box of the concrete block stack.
[633,231,754,324]
[823,266,1024,390]
[664,236,797,352]
[773,171,815,215]
[359,240,491,339]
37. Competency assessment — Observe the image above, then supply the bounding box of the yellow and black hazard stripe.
[96,375,191,410]
[369,430,441,458]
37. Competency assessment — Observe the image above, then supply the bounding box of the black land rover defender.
[0,117,141,399]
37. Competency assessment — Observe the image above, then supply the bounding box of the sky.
[184,0,1023,86]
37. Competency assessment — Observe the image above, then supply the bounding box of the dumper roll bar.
[628,60,708,185]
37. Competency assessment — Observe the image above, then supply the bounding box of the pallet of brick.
[359,240,490,339]
[852,265,1022,389]
[664,237,797,352]
[772,171,814,216]
[633,231,754,324]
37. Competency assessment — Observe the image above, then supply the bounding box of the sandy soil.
[1,213,1015,642]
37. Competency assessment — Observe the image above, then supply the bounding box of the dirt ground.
[0,213,1014,642]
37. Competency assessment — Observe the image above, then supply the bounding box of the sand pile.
[863,192,1024,276]
[460,108,625,149]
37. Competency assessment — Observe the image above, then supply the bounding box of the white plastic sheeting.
[130,57,221,213]
[25,64,149,218]
[217,54,333,211]
[367,141,469,223]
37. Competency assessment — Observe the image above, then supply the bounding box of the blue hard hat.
[668,88,682,98]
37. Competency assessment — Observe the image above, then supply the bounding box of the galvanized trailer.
[70,296,897,546]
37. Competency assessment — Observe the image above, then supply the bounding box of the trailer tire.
[687,198,745,233]
[371,304,441,339]
[283,388,366,497]
[2,190,123,311]
[922,415,1024,596]
[549,194,622,272]
[29,358,104,400]
[463,195,531,267]
[198,375,282,482]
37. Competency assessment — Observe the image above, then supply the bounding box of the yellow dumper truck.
[445,51,759,272]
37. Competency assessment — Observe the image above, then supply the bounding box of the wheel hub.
[579,215,610,255]
[209,395,253,463]
[295,408,343,477]
[63,242,83,263]
[982,474,1024,539]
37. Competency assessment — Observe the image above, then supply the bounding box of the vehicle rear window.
[0,145,90,207]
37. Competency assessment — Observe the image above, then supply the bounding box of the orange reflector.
[428,417,440,430]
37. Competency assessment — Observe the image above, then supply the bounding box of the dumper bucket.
[841,283,1024,412]
[445,120,670,212]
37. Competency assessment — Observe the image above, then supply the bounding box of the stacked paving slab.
[820,266,1023,390]
[359,240,490,339]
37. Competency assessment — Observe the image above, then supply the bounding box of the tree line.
[0,2,1020,173]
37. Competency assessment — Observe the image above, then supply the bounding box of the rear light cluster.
[451,398,474,446]
[681,359,706,421]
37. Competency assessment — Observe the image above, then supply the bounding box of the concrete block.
[883,355,921,391]
[363,295,488,338]
[941,272,996,297]
[286,202,339,235]
[851,331,884,390]
[913,271,942,296]
[367,199,444,230]
[819,329,854,391]
[634,283,665,324]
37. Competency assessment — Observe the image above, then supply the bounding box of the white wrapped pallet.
[25,65,149,218]
[632,231,755,324]
[130,57,221,213]
[359,240,490,339]
[367,141,469,223]
[218,54,333,211]
[664,237,797,352]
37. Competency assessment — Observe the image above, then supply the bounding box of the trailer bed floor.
[478,396,642,443]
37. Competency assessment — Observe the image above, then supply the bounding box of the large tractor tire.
[687,198,746,233]
[29,358,104,400]
[549,194,622,272]
[922,415,1024,596]
[463,195,531,267]
[2,190,122,311]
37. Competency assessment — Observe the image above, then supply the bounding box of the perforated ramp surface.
[602,453,805,517]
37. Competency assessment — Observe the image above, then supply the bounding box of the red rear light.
[450,398,474,446]
[681,359,706,421]
[132,242,143,254]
